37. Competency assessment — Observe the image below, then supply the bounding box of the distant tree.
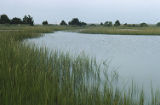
[132,24,136,27]
[23,15,28,24]
[81,22,87,26]
[124,23,128,26]
[69,18,81,26]
[42,21,48,25]
[104,21,112,27]
[60,20,67,25]
[140,23,148,27]
[23,15,34,26]
[68,18,87,26]
[114,20,121,26]
[0,14,10,24]
[89,24,96,26]
[156,22,160,27]
[11,17,22,24]
[100,22,103,26]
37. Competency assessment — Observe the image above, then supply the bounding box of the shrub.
[11,17,22,24]
[100,22,103,26]
[114,20,121,26]
[23,15,34,26]
[140,23,148,27]
[60,20,67,25]
[69,18,81,26]
[69,18,87,26]
[42,21,48,25]
[124,23,127,26]
[104,21,112,27]
[81,22,87,26]
[0,14,10,24]
[156,22,160,27]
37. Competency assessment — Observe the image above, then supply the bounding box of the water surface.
[27,31,160,91]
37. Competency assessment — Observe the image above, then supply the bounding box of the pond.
[27,31,160,92]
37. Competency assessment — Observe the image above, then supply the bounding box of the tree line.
[0,14,34,26]
[2,14,160,27]
[100,21,160,27]
[43,18,87,26]
[100,21,149,27]
[58,19,120,26]
[58,19,159,27]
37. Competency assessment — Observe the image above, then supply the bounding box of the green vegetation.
[114,20,121,26]
[156,22,160,27]
[104,21,113,27]
[99,20,149,28]
[68,18,87,26]
[60,20,68,26]
[0,25,77,32]
[22,15,34,26]
[11,17,23,24]
[140,23,148,27]
[0,25,160,105]
[0,14,34,25]
[0,14,10,24]
[42,21,49,25]
[80,26,160,35]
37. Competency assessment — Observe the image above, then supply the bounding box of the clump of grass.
[0,26,160,105]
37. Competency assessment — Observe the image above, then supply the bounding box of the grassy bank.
[0,25,160,105]
[80,26,160,35]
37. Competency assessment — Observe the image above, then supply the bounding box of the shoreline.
[80,26,160,35]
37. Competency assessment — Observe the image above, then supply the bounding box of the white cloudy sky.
[1,0,160,24]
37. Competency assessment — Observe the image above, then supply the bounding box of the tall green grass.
[0,26,160,105]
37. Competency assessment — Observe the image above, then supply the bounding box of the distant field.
[1,25,160,35]
[0,25,79,33]
[80,26,160,35]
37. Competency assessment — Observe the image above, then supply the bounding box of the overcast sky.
[1,0,160,24]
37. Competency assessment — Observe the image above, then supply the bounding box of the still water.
[27,31,160,91]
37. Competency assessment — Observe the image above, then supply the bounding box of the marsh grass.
[0,26,159,105]
[81,26,160,35]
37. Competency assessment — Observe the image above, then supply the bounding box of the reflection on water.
[27,31,160,91]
